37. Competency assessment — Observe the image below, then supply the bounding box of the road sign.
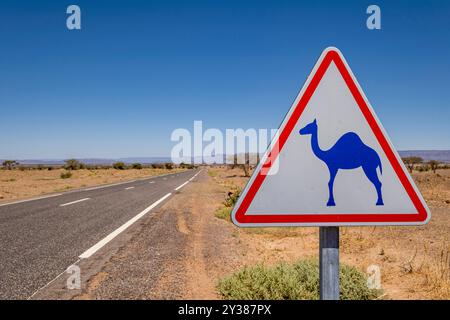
[231,47,431,227]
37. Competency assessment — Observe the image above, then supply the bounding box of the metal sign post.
[319,226,339,300]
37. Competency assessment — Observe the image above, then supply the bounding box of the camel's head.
[299,119,317,135]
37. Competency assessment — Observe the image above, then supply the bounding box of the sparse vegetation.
[164,162,174,170]
[421,244,450,299]
[402,156,423,173]
[113,162,126,170]
[218,259,381,300]
[180,162,195,169]
[131,163,143,169]
[64,159,85,170]
[215,188,241,221]
[2,160,19,170]
[60,171,72,179]
[208,169,218,177]
[215,207,232,220]
[428,160,439,174]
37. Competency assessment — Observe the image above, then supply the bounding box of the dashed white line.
[125,187,135,190]
[59,198,90,207]
[175,181,189,191]
[83,180,137,191]
[79,193,172,259]
[149,181,155,184]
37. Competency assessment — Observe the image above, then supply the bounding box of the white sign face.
[232,47,431,227]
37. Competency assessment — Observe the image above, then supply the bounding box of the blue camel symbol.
[299,119,384,206]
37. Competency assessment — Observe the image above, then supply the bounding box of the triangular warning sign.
[232,47,430,227]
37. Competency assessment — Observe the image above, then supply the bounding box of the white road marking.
[79,193,172,259]
[149,181,155,184]
[83,180,137,191]
[175,181,189,191]
[189,169,202,181]
[81,171,181,191]
[59,198,90,207]
[0,193,63,207]
[125,186,135,190]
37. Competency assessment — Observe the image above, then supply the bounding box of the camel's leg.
[363,166,384,206]
[327,168,337,206]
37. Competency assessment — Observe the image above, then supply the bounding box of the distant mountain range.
[397,150,450,163]
[1,150,449,166]
[1,157,172,166]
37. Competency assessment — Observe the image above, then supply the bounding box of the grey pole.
[319,226,340,300]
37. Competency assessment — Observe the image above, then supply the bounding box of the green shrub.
[218,260,381,300]
[131,163,143,169]
[60,171,72,179]
[113,162,126,170]
[215,207,232,220]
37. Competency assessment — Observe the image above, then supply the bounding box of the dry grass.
[419,243,450,299]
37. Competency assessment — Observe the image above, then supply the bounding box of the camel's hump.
[333,132,365,147]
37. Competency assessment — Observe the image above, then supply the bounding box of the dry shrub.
[421,243,450,299]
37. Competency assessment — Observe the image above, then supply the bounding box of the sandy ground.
[34,166,449,300]
[0,168,185,204]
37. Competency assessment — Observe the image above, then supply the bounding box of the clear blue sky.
[0,0,449,159]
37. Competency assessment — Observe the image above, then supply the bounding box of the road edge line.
[78,192,172,259]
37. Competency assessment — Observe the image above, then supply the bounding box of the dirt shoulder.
[0,168,185,204]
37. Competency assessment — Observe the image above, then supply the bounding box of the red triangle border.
[233,48,430,226]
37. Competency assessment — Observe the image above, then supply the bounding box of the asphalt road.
[0,169,201,299]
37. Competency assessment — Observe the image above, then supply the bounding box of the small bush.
[132,163,143,169]
[180,162,194,169]
[2,160,18,170]
[165,163,174,170]
[64,159,84,170]
[113,162,126,170]
[60,171,72,179]
[224,189,240,207]
[208,170,218,177]
[151,163,165,169]
[218,260,381,300]
[215,188,241,221]
[215,207,232,220]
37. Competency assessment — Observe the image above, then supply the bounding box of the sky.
[0,0,449,159]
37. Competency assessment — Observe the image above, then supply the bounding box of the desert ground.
[30,166,449,300]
